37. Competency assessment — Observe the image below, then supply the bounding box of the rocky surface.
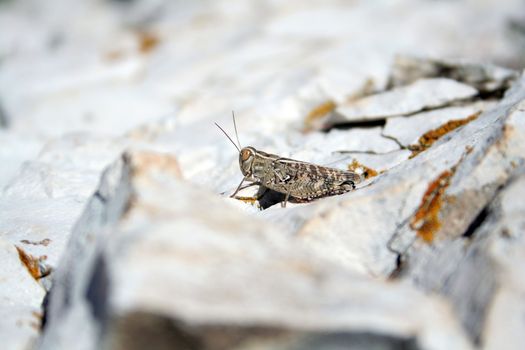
[387,56,518,93]
[1,0,525,350]
[39,150,472,350]
[382,103,495,147]
[334,78,478,124]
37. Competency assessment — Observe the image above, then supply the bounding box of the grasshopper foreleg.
[230,177,260,198]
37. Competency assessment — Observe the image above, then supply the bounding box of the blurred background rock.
[1,1,525,350]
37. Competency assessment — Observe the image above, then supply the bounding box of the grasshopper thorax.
[239,146,257,177]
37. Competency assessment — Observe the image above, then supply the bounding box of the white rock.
[0,305,41,350]
[0,1,523,349]
[0,102,7,128]
[0,130,43,190]
[482,173,525,350]
[0,238,45,350]
[40,150,472,350]
[334,78,478,123]
[2,0,522,142]
[266,74,525,281]
[289,127,400,155]
[0,133,138,349]
[383,79,525,345]
[330,150,411,174]
[388,56,519,92]
[383,102,496,146]
[0,238,45,308]
[0,134,132,271]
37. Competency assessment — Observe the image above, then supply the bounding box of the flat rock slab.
[0,1,524,349]
[261,74,525,311]
[0,134,134,349]
[40,150,471,350]
[331,150,411,174]
[286,127,401,160]
[6,73,523,350]
[333,78,478,124]
[388,56,519,93]
[0,134,132,271]
[383,102,495,146]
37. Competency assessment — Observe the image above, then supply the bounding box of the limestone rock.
[388,56,519,93]
[387,93,525,346]
[0,134,134,349]
[334,78,478,124]
[39,150,472,350]
[382,102,495,147]
[482,172,525,350]
[1,1,524,349]
[254,75,525,350]
[0,238,45,350]
[0,134,132,270]
[34,61,525,350]
[0,100,8,128]
[0,130,43,190]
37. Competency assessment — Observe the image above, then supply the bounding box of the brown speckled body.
[235,146,361,204]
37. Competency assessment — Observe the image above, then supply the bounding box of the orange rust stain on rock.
[409,111,481,158]
[31,311,44,330]
[137,31,160,54]
[346,78,376,102]
[304,100,336,130]
[235,196,259,205]
[347,159,378,180]
[410,169,454,242]
[124,151,182,179]
[15,246,43,280]
[105,50,125,61]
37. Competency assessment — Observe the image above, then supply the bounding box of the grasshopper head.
[239,146,256,176]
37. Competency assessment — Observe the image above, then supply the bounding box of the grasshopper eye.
[241,149,252,161]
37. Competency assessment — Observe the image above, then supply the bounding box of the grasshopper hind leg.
[346,180,356,190]
[340,181,356,193]
[334,180,356,195]
[322,179,356,197]
[281,191,292,208]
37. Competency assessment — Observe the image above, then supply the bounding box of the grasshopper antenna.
[215,122,241,152]
[232,111,242,149]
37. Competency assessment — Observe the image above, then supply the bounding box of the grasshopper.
[216,114,361,207]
